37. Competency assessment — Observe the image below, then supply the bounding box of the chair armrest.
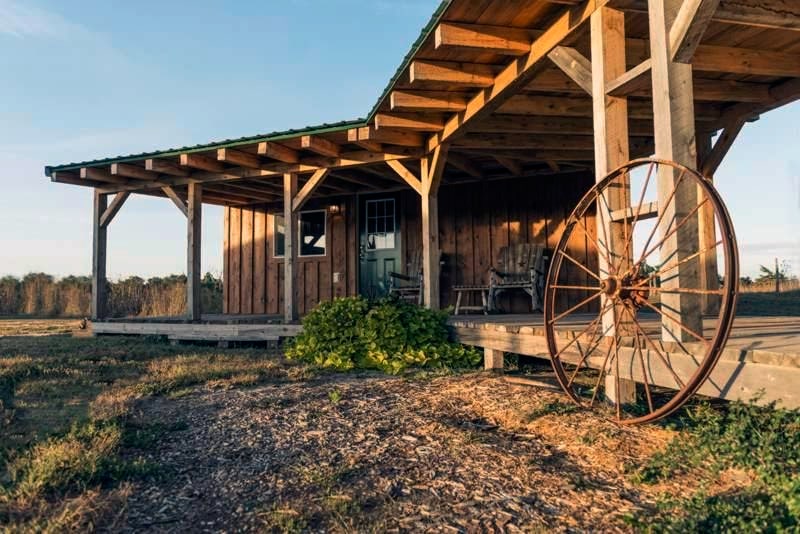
[388,271,413,282]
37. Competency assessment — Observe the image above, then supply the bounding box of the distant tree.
[739,276,753,286]
[756,264,789,283]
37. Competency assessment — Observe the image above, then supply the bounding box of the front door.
[359,194,401,299]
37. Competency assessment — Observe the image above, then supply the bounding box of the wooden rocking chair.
[488,244,549,313]
[388,249,424,305]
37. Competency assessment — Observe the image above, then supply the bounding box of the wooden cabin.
[45,0,800,331]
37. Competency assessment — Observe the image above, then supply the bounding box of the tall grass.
[0,273,222,318]
[741,279,800,293]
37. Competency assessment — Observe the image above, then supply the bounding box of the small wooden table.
[452,285,489,315]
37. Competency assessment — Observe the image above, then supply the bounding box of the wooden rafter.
[375,113,444,132]
[258,142,299,163]
[180,153,225,173]
[386,160,422,195]
[494,156,522,176]
[292,169,331,211]
[348,126,423,147]
[81,167,128,185]
[701,119,746,177]
[301,136,340,158]
[217,148,262,169]
[162,186,188,216]
[146,159,190,177]
[435,22,534,55]
[410,60,495,87]
[391,90,467,112]
[446,153,482,178]
[111,163,158,181]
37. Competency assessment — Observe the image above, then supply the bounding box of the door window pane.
[299,210,327,257]
[366,199,396,250]
[273,214,285,257]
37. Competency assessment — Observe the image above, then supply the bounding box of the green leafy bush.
[631,400,800,532]
[286,297,480,374]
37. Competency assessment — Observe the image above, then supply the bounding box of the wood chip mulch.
[121,371,675,533]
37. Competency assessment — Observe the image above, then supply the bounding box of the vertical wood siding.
[224,172,597,315]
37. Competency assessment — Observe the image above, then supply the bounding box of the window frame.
[364,198,398,252]
[297,209,328,258]
[272,213,286,259]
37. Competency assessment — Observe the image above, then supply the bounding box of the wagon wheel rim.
[544,158,739,425]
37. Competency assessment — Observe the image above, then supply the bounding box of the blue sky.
[0,0,798,280]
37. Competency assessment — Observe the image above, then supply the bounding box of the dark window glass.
[274,214,285,257]
[299,211,326,256]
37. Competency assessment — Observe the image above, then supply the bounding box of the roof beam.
[386,160,422,195]
[497,94,721,120]
[454,132,653,152]
[701,119,746,177]
[180,153,226,173]
[494,156,523,176]
[162,186,188,216]
[146,159,190,177]
[301,135,341,158]
[434,22,534,55]
[670,0,720,63]
[390,90,467,112]
[111,163,159,181]
[606,59,652,97]
[471,114,656,135]
[217,148,263,169]
[691,44,800,77]
[410,60,495,88]
[292,169,330,211]
[348,126,424,147]
[375,113,444,132]
[446,153,482,178]
[80,167,129,185]
[547,46,594,95]
[427,0,605,152]
[257,142,300,163]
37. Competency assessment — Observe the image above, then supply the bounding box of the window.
[365,199,396,250]
[273,214,285,258]
[272,211,328,258]
[299,210,327,257]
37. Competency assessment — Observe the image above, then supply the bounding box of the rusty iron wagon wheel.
[544,158,739,425]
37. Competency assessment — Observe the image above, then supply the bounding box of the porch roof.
[45,0,800,207]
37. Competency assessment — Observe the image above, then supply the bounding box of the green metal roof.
[45,0,452,176]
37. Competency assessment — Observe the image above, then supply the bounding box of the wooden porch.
[449,313,800,409]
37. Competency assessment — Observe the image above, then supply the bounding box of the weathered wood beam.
[386,160,422,195]
[420,145,449,310]
[605,59,652,96]
[462,148,598,161]
[435,22,534,55]
[187,183,202,322]
[692,44,800,77]
[472,114,655,135]
[258,142,299,163]
[494,156,523,176]
[610,201,659,222]
[99,192,130,228]
[146,159,190,177]
[180,153,225,173]
[670,0,720,63]
[81,167,129,185]
[283,173,299,322]
[301,136,341,158]
[454,132,652,151]
[345,129,382,152]
[162,186,188,216]
[410,60,496,88]
[391,90,467,112]
[547,46,594,95]
[292,169,330,211]
[217,148,262,170]
[424,144,449,197]
[446,153,482,178]
[111,163,158,181]
[348,126,424,147]
[701,119,745,177]
[375,113,444,132]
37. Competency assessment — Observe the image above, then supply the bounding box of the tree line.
[0,273,223,318]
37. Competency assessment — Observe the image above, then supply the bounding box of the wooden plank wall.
[401,170,597,312]
[224,172,597,315]
[223,195,358,316]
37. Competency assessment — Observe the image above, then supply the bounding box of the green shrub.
[631,400,800,532]
[286,297,480,374]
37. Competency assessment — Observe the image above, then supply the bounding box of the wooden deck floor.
[448,314,800,408]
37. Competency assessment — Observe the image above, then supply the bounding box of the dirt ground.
[119,370,675,533]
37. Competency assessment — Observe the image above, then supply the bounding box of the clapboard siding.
[224,172,597,315]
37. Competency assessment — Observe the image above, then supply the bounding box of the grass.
[629,400,800,532]
[0,321,311,531]
[736,289,800,316]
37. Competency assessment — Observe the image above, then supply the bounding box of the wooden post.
[187,183,202,322]
[420,145,448,309]
[591,7,636,404]
[697,133,720,314]
[92,190,108,321]
[283,173,299,322]
[649,0,704,342]
[484,348,504,371]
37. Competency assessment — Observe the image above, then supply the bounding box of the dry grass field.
[0,318,797,532]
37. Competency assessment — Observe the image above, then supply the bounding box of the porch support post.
[420,144,448,310]
[649,0,704,341]
[283,173,299,322]
[187,183,202,322]
[92,190,108,321]
[696,132,719,314]
[591,6,636,404]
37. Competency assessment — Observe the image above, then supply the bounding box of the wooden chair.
[388,250,424,305]
[488,244,549,313]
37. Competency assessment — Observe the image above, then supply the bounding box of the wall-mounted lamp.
[328,203,344,216]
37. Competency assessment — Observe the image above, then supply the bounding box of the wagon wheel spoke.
[634,196,710,273]
[565,303,616,388]
[557,250,604,283]
[573,215,613,275]
[614,161,656,275]
[626,307,655,414]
